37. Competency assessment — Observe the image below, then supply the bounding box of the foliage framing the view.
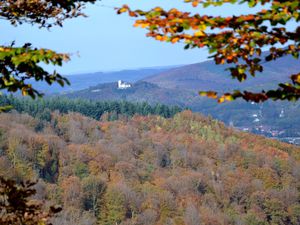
[118,0,300,102]
[0,0,96,100]
[0,177,61,225]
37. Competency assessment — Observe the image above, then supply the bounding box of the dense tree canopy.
[0,95,182,121]
[0,110,299,224]
[118,0,300,102]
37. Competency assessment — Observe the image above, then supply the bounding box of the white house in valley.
[118,80,131,89]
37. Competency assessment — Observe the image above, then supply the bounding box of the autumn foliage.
[118,0,300,102]
[0,110,299,224]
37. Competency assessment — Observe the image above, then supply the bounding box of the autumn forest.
[0,107,300,224]
[1,0,300,224]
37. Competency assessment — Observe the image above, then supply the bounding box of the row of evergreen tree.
[0,95,182,121]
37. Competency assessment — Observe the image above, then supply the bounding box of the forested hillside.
[0,95,182,121]
[0,110,299,224]
[64,81,198,106]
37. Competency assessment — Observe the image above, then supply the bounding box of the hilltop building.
[118,80,131,89]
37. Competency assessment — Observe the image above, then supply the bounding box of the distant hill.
[143,54,300,92]
[30,66,176,94]
[65,81,199,107]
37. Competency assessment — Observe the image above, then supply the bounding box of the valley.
[49,54,300,145]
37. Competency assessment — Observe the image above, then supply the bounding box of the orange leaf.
[171,37,180,43]
[155,35,163,41]
[129,11,137,17]
[192,1,199,7]
[199,91,218,99]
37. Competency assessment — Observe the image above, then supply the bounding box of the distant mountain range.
[34,53,300,96]
[31,65,176,94]
[143,54,300,92]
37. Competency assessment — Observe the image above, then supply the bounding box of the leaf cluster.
[0,43,70,98]
[0,0,96,28]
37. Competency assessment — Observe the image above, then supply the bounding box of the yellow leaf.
[218,96,225,103]
[117,8,128,14]
[195,30,205,37]
[22,88,28,96]
[224,94,234,101]
[218,94,234,103]
[141,23,149,28]
[199,24,206,30]
[199,91,218,99]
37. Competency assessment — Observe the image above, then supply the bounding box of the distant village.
[236,125,300,145]
[234,104,300,145]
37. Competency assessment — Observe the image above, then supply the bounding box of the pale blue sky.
[1,0,287,75]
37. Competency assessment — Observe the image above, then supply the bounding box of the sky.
[1,0,284,75]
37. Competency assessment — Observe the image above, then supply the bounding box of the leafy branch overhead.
[117,0,300,102]
[0,44,70,98]
[0,0,97,27]
[0,0,96,98]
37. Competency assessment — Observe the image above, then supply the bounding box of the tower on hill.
[118,80,131,89]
